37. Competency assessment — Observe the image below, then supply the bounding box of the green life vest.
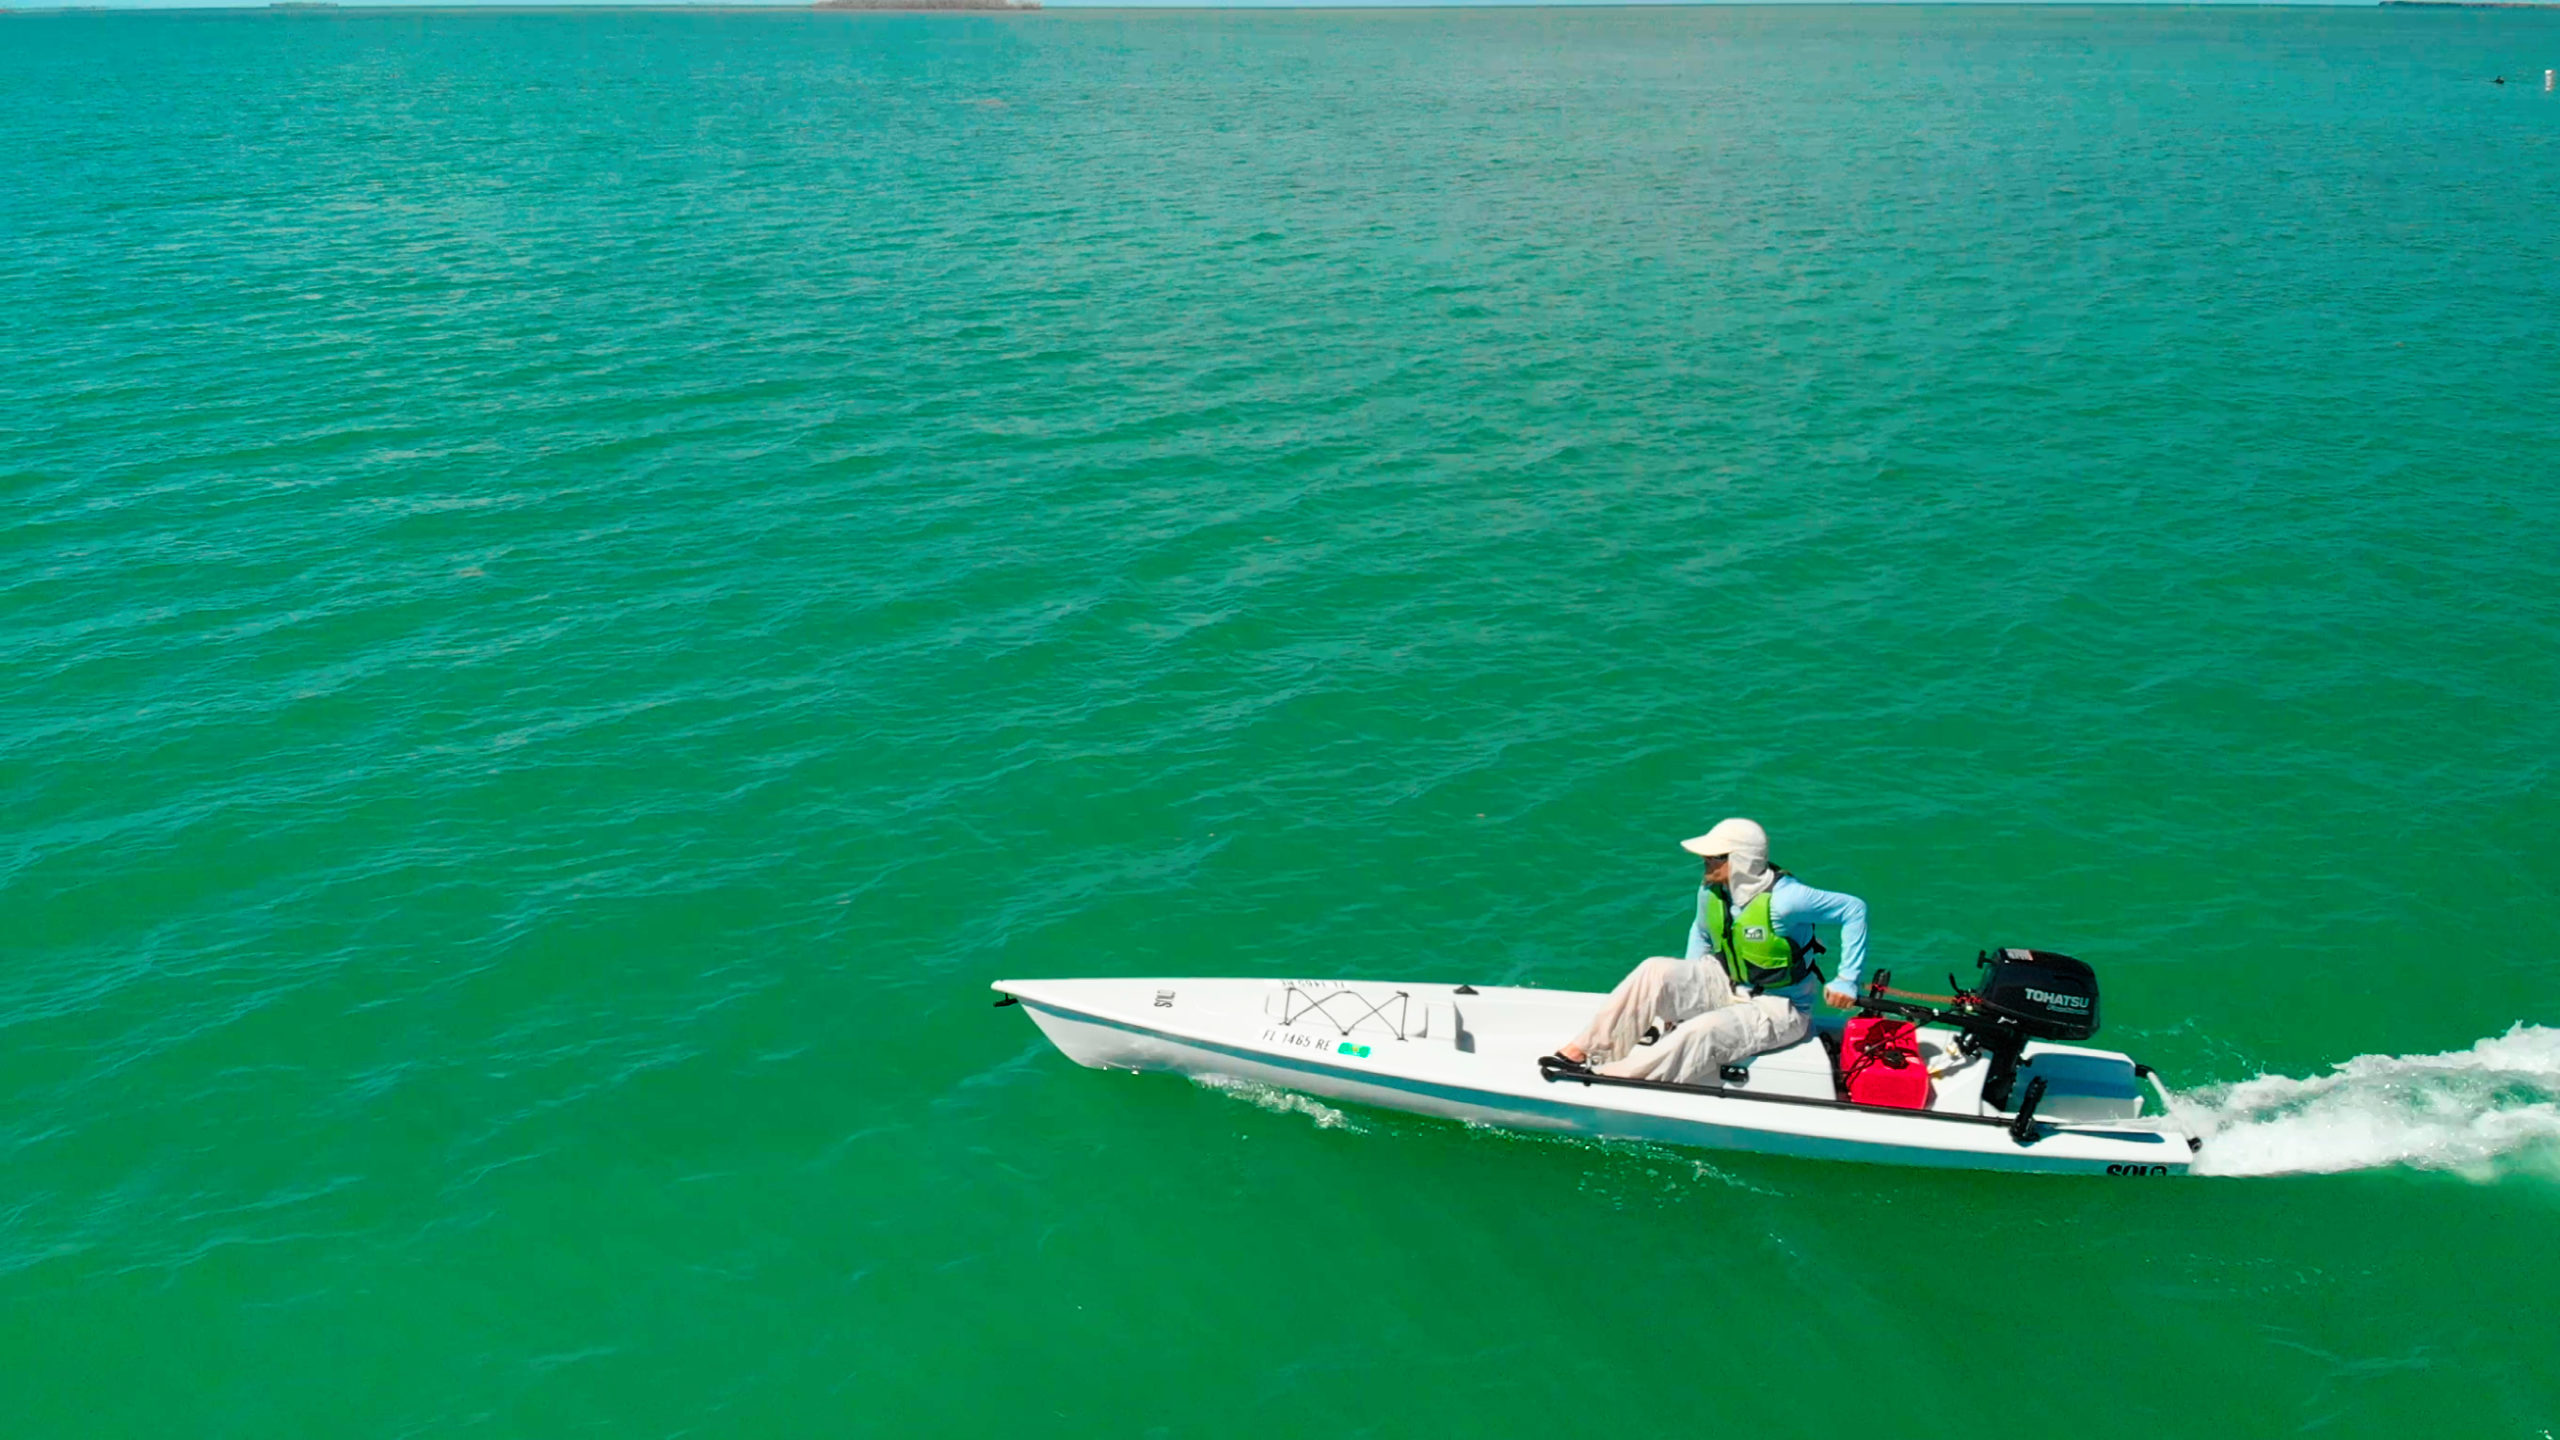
[1698,885,1812,990]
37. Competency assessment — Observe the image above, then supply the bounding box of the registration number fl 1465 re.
[1261,1027,1372,1060]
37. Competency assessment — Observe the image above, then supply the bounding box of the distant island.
[814,0,1038,9]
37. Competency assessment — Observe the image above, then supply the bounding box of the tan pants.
[1564,957,1812,1085]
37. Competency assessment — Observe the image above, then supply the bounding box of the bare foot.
[1557,1043,1587,1063]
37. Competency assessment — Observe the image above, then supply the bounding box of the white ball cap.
[1678,817,1768,858]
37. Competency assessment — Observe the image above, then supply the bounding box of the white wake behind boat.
[994,965,2198,1176]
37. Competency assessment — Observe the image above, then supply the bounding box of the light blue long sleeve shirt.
[1684,874,1870,1002]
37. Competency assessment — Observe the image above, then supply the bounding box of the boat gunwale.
[1541,1058,2183,1147]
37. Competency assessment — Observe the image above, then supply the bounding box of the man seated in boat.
[1544,817,1868,1084]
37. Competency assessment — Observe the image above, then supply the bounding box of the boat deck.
[995,975,2195,1176]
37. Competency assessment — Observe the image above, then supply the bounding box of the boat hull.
[1002,977,2194,1177]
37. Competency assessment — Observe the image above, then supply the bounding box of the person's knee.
[1624,956,1686,1003]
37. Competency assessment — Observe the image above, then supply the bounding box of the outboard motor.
[1860,949,2105,1112]
[1962,949,2099,1109]
[1975,949,2099,1043]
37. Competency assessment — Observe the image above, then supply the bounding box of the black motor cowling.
[1974,948,2099,1043]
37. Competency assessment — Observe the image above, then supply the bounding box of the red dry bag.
[1840,1017,1931,1109]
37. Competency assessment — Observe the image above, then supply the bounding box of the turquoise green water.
[7,5,2560,1434]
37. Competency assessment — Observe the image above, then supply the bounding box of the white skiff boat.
[994,968,2197,1176]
